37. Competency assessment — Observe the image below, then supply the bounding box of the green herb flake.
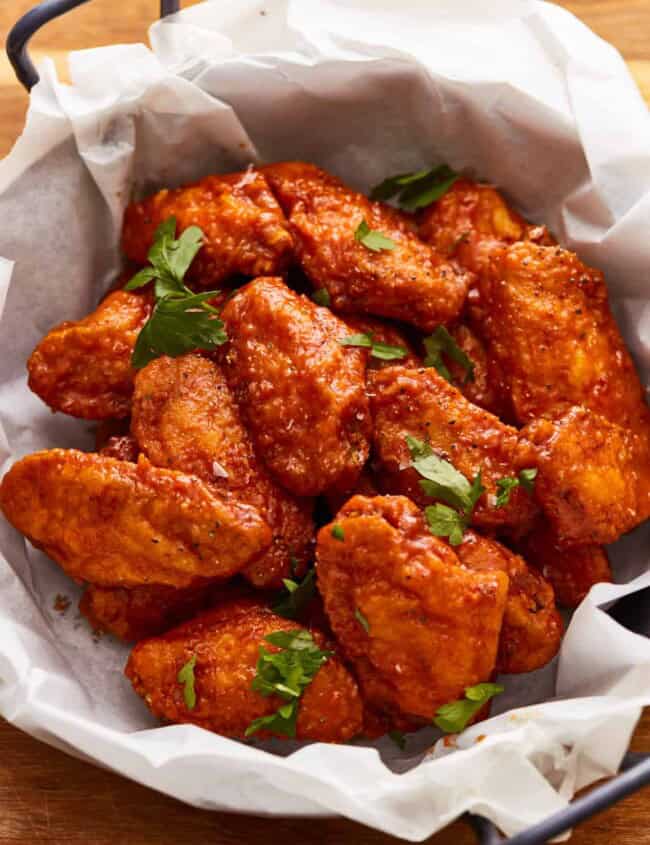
[272,568,317,620]
[494,468,538,508]
[177,654,198,710]
[312,288,331,307]
[125,216,227,368]
[339,332,407,361]
[354,219,396,253]
[423,326,475,385]
[355,607,370,632]
[331,524,345,542]
[424,503,466,546]
[388,730,406,750]
[370,164,459,211]
[245,630,332,738]
[519,467,538,493]
[433,683,504,734]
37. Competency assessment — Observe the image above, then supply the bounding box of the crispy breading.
[121,170,294,288]
[341,314,420,371]
[448,324,511,419]
[125,599,363,742]
[131,354,314,589]
[473,241,649,435]
[99,434,140,462]
[518,521,612,608]
[456,531,562,675]
[316,495,508,722]
[27,290,151,420]
[522,407,648,545]
[221,277,371,497]
[263,162,470,331]
[0,450,271,589]
[418,178,554,276]
[369,366,538,533]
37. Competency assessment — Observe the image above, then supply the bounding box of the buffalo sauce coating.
[27,290,151,420]
[125,599,363,742]
[316,495,508,722]
[121,170,294,288]
[131,354,314,589]
[221,277,371,497]
[369,366,538,534]
[455,531,562,675]
[0,450,271,589]
[262,162,470,331]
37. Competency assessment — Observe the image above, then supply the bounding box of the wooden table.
[1,2,649,842]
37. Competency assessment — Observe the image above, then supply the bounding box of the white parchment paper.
[0,0,649,839]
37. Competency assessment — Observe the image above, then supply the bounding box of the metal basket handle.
[6,0,181,90]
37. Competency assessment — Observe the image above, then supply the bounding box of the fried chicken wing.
[0,450,271,589]
[221,277,371,497]
[473,241,649,435]
[518,521,612,608]
[122,170,294,289]
[316,495,509,722]
[125,599,363,742]
[369,367,538,534]
[522,407,648,545]
[262,162,470,331]
[131,354,314,588]
[455,531,562,675]
[418,178,554,276]
[447,324,510,419]
[27,290,151,420]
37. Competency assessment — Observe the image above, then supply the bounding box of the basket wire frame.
[5,1,650,841]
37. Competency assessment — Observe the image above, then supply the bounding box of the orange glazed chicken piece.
[131,354,314,589]
[126,599,363,742]
[0,450,271,589]
[263,162,470,331]
[316,495,509,723]
[221,277,371,497]
[122,170,294,288]
[27,290,151,420]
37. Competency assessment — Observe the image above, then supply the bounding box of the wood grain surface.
[1,2,649,843]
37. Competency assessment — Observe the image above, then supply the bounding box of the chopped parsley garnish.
[245,630,331,738]
[125,216,227,368]
[177,654,198,710]
[423,326,475,385]
[339,332,407,361]
[433,683,504,734]
[354,219,396,253]
[407,435,484,545]
[495,468,538,508]
[370,164,459,211]
[311,288,331,307]
[331,524,345,542]
[355,607,370,632]
[388,730,406,750]
[272,568,317,620]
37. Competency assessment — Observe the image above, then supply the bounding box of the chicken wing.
[221,277,371,497]
[27,290,151,420]
[455,531,562,675]
[263,162,470,330]
[418,178,554,276]
[447,324,511,419]
[0,450,271,589]
[521,407,648,546]
[518,521,612,608]
[369,366,539,534]
[316,495,508,722]
[122,170,294,289]
[125,599,363,742]
[131,353,314,588]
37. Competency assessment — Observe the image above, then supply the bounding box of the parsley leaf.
[495,468,538,508]
[388,730,406,750]
[245,630,332,738]
[370,165,459,211]
[339,332,407,361]
[125,216,227,369]
[331,524,345,542]
[311,288,331,307]
[424,504,466,546]
[354,219,396,253]
[272,568,317,620]
[355,607,370,632]
[177,654,198,710]
[433,683,504,734]
[423,326,475,385]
